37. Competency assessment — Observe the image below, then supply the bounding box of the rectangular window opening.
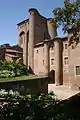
[65,44,68,49]
[37,50,39,53]
[76,66,80,75]
[43,60,44,66]
[51,58,54,65]
[64,57,68,65]
[51,46,54,50]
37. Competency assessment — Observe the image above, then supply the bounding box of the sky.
[0,0,65,45]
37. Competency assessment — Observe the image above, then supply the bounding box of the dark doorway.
[48,70,55,84]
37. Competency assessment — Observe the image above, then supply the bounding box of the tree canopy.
[53,0,80,43]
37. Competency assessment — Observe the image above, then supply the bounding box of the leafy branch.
[53,0,80,44]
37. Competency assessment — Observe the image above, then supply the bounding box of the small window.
[76,66,80,75]
[37,50,38,53]
[65,44,68,49]
[51,58,54,65]
[64,57,68,65]
[43,60,44,66]
[51,46,54,50]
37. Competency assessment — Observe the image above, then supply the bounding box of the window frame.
[43,60,44,66]
[51,58,54,65]
[51,46,54,51]
[64,57,68,65]
[37,50,39,53]
[76,66,80,75]
[65,44,68,49]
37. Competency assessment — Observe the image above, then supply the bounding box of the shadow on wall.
[28,66,34,74]
[0,77,49,94]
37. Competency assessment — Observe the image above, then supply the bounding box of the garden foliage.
[0,60,29,78]
[0,90,80,120]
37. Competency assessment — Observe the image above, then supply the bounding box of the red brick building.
[0,44,23,62]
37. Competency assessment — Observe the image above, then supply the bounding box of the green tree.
[53,0,80,44]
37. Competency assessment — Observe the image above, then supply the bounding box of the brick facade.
[0,44,23,62]
[17,8,80,90]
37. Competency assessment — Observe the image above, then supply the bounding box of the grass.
[0,75,40,82]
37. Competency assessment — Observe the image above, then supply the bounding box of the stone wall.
[0,77,51,94]
[34,44,45,75]
[68,42,80,90]
[49,42,55,71]
[62,39,69,85]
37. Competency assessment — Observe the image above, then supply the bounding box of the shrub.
[0,60,29,78]
[0,90,80,120]
[0,90,59,120]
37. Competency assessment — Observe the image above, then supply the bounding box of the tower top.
[29,8,39,15]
